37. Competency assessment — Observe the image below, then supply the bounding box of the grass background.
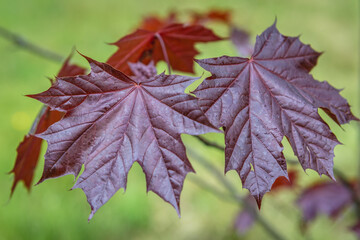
[0,0,358,239]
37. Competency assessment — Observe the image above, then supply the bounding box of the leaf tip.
[254,196,262,210]
[88,210,95,222]
[35,174,47,186]
[273,16,277,27]
[76,50,93,64]
[174,203,181,218]
[25,94,38,100]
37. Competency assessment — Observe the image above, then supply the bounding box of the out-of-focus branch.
[188,175,235,203]
[188,148,288,240]
[287,159,360,218]
[196,135,360,214]
[0,26,63,63]
[193,135,224,150]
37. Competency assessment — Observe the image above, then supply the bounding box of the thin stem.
[154,32,171,74]
[188,175,236,203]
[0,26,63,63]
[188,148,288,240]
[193,135,224,151]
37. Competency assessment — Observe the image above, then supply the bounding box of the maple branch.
[193,135,224,150]
[154,33,171,74]
[188,175,235,203]
[0,26,63,63]
[188,148,288,240]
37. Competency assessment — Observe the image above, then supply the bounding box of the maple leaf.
[139,12,177,32]
[297,182,353,222]
[128,61,157,82]
[10,56,85,194]
[190,10,232,25]
[29,55,220,219]
[270,169,297,192]
[106,23,222,75]
[193,21,357,207]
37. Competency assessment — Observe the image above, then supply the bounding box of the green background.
[0,0,358,239]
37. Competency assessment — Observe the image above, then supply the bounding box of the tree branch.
[188,148,288,240]
[193,135,224,150]
[0,26,63,63]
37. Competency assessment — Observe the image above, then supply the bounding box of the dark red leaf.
[350,222,360,238]
[57,56,87,78]
[128,61,157,82]
[29,55,220,219]
[139,12,177,32]
[194,21,357,207]
[10,108,63,194]
[106,23,222,74]
[271,169,297,191]
[10,56,86,194]
[191,10,232,25]
[297,182,353,222]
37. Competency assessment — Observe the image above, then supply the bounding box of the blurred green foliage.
[0,0,358,239]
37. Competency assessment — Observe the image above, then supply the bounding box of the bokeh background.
[0,0,358,239]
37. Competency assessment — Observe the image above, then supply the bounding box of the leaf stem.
[154,32,171,74]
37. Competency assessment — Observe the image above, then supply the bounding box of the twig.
[188,175,235,203]
[188,148,288,240]
[193,135,224,151]
[0,26,63,63]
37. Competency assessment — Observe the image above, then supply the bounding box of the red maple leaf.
[190,10,232,25]
[10,56,86,194]
[29,55,220,219]
[139,12,177,32]
[270,169,297,192]
[106,23,222,75]
[193,22,357,207]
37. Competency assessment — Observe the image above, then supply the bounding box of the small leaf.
[297,182,353,222]
[271,169,297,192]
[190,10,232,25]
[139,12,177,32]
[10,55,86,194]
[106,23,222,74]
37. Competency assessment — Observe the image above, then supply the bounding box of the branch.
[188,148,288,240]
[193,135,224,150]
[188,175,235,203]
[0,26,63,63]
